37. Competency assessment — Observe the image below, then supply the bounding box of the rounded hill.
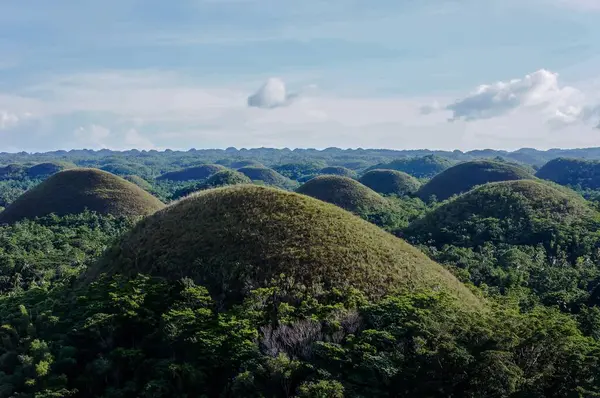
[417,160,534,201]
[318,166,357,178]
[157,164,226,181]
[536,157,600,190]
[123,175,153,191]
[366,155,454,178]
[406,180,600,250]
[172,170,253,199]
[359,169,421,196]
[85,185,480,308]
[26,161,76,178]
[296,175,390,215]
[238,166,297,189]
[0,169,165,224]
[231,160,264,169]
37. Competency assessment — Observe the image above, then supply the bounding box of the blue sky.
[1,0,599,151]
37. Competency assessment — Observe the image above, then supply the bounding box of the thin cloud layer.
[247,78,298,109]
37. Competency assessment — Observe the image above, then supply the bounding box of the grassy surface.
[231,160,265,169]
[296,175,390,214]
[26,161,76,178]
[366,155,455,178]
[318,166,357,178]
[406,180,600,249]
[0,169,165,223]
[417,160,534,201]
[537,157,600,190]
[85,185,481,308]
[238,166,298,189]
[157,164,227,181]
[123,175,154,191]
[359,169,421,196]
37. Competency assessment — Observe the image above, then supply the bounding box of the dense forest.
[1,147,600,397]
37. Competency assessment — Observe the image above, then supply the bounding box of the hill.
[417,160,534,201]
[366,155,455,178]
[157,164,227,181]
[123,175,153,191]
[318,166,357,178]
[172,170,253,199]
[0,169,165,223]
[84,185,480,307]
[238,166,297,189]
[359,169,421,196]
[296,175,390,215]
[26,161,76,178]
[406,180,600,251]
[0,164,27,180]
[231,159,264,169]
[100,162,152,178]
[536,158,600,190]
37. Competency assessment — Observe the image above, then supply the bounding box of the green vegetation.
[367,155,455,178]
[537,157,600,190]
[359,169,421,196]
[0,169,165,224]
[417,160,534,201]
[156,164,227,181]
[2,149,600,396]
[86,185,479,308]
[318,166,357,178]
[238,166,298,189]
[26,162,76,179]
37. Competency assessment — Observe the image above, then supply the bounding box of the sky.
[1,0,600,152]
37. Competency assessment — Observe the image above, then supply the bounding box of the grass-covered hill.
[537,157,600,190]
[417,160,534,201]
[230,159,265,169]
[366,155,455,178]
[172,169,253,199]
[85,185,480,308]
[296,175,391,215]
[238,166,297,189]
[123,174,154,191]
[359,169,421,196]
[318,166,357,178]
[156,164,227,181]
[100,162,152,178]
[0,164,28,180]
[406,180,600,253]
[26,161,76,178]
[0,169,165,223]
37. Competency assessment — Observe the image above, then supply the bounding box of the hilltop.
[0,169,165,223]
[230,159,265,169]
[318,166,357,178]
[359,169,421,196]
[366,155,455,178]
[417,160,534,201]
[296,175,390,215]
[536,157,600,190]
[157,164,227,181]
[406,180,600,251]
[172,169,253,199]
[85,185,480,307]
[238,166,297,189]
[26,161,76,178]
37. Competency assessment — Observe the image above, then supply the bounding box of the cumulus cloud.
[247,78,298,109]
[73,124,111,149]
[446,69,585,121]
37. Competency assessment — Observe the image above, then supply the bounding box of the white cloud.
[0,111,20,129]
[73,125,111,149]
[247,78,298,109]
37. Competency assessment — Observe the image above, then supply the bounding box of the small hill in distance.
[296,175,390,215]
[172,170,253,199]
[536,158,600,190]
[85,185,480,308]
[318,166,357,178]
[417,160,534,201]
[366,155,455,179]
[230,159,264,169]
[123,175,153,191]
[359,169,421,196]
[238,166,297,189]
[406,179,599,250]
[157,164,227,181]
[26,161,77,179]
[0,169,165,224]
